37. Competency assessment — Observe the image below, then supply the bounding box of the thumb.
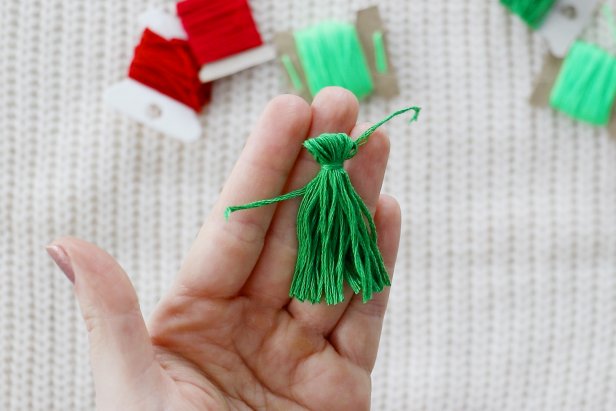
[47,237,162,409]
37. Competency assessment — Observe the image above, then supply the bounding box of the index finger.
[177,95,312,298]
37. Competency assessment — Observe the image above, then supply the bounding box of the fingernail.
[46,244,75,284]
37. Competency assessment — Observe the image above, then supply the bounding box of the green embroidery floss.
[226,106,421,305]
[294,21,374,100]
[500,0,556,29]
[550,41,616,126]
[373,31,389,74]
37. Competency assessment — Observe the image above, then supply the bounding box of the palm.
[56,89,402,411]
[149,294,370,410]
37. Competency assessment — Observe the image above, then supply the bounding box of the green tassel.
[226,106,421,305]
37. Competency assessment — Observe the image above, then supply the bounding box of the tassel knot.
[304,133,358,169]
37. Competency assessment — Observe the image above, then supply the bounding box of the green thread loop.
[500,0,556,29]
[356,106,421,147]
[550,41,616,126]
[373,31,389,74]
[295,21,374,100]
[281,54,304,92]
[226,106,421,305]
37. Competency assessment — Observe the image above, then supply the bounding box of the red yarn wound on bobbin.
[177,0,263,65]
[129,29,212,112]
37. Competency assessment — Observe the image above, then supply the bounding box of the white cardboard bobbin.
[538,0,602,58]
[105,79,202,142]
[104,8,203,142]
[199,44,276,82]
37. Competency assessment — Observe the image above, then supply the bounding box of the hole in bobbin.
[559,4,577,20]
[146,103,162,119]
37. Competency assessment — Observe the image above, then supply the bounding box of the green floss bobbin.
[226,106,421,305]
[293,21,375,100]
[550,41,616,126]
[500,0,557,29]
[275,7,399,101]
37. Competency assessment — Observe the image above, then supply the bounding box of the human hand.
[47,87,402,411]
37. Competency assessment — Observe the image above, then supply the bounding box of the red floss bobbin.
[129,28,212,112]
[177,0,264,65]
[104,11,211,142]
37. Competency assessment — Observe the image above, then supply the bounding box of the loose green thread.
[500,0,556,29]
[226,107,421,305]
[281,54,304,92]
[550,41,616,126]
[225,187,307,219]
[294,21,374,100]
[373,31,389,74]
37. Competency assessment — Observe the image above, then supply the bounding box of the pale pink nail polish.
[46,244,75,284]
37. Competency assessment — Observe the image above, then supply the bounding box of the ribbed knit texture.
[1,1,615,410]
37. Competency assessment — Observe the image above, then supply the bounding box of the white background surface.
[1,0,616,410]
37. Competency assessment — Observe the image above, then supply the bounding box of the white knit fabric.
[1,0,616,410]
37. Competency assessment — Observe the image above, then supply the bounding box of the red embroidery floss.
[128,28,212,112]
[176,0,264,65]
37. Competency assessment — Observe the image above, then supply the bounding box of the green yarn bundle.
[500,0,556,29]
[295,21,375,100]
[550,41,616,126]
[226,107,421,305]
